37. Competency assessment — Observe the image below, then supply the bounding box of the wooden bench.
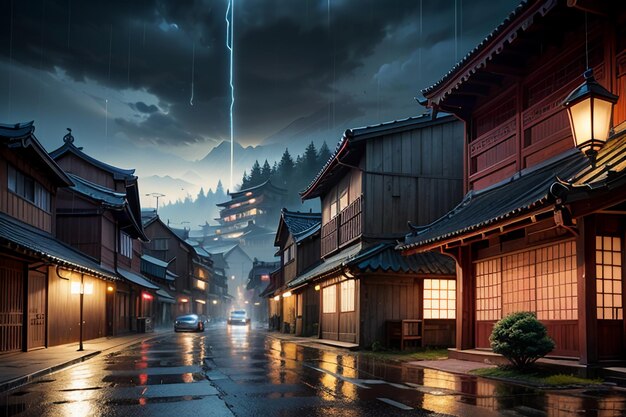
[385,319,423,350]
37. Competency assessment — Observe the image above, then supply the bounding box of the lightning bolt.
[226,0,234,190]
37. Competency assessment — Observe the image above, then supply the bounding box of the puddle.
[102,373,206,386]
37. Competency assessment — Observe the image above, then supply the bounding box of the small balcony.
[321,196,362,258]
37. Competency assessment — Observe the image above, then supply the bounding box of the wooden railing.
[321,216,339,258]
[339,196,362,247]
[321,195,363,258]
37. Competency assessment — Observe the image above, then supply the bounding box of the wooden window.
[423,279,456,319]
[475,259,502,321]
[152,238,168,251]
[536,241,577,320]
[119,231,133,259]
[596,236,623,320]
[7,164,51,212]
[476,241,577,321]
[322,285,336,313]
[196,279,206,290]
[340,280,355,312]
[283,244,294,265]
[329,200,338,219]
[502,252,536,315]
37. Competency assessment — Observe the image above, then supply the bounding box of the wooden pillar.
[577,215,598,364]
[454,246,475,350]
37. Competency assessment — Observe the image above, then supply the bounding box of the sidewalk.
[0,329,172,393]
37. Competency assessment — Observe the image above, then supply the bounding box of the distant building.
[216,180,287,234]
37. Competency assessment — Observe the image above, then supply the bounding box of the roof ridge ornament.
[63,128,74,144]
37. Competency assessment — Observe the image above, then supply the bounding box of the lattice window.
[340,280,355,312]
[596,236,623,320]
[322,285,336,314]
[423,279,456,319]
[536,241,577,320]
[502,252,536,315]
[475,259,502,321]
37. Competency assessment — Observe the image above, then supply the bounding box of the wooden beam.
[567,0,609,16]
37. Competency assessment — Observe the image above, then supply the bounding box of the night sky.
[0,0,520,204]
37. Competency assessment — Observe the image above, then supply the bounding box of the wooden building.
[216,180,287,233]
[50,130,156,334]
[0,122,121,352]
[142,213,211,318]
[272,209,322,336]
[400,0,626,365]
[286,114,463,348]
[246,259,280,323]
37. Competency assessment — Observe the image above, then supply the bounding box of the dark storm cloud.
[115,112,201,146]
[0,0,520,147]
[133,101,159,114]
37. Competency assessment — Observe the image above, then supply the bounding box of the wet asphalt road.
[1,323,625,417]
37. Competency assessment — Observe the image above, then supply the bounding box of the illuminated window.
[196,279,206,290]
[475,259,501,321]
[340,280,355,312]
[596,236,623,320]
[330,201,338,218]
[322,285,336,313]
[536,241,577,320]
[339,189,349,211]
[423,279,456,319]
[502,252,536,315]
[476,241,577,321]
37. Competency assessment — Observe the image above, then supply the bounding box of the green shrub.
[490,312,555,370]
[371,340,384,352]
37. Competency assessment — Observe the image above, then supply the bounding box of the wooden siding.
[296,236,321,276]
[56,215,102,260]
[283,236,297,282]
[27,269,47,350]
[54,153,117,190]
[363,121,464,237]
[0,154,54,233]
[0,257,24,352]
[360,276,423,349]
[101,215,116,270]
[467,27,606,191]
[47,267,108,346]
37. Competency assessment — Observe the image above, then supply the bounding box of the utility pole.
[145,193,166,213]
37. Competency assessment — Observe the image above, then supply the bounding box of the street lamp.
[564,69,618,164]
[70,276,93,351]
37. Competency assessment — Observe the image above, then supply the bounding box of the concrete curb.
[0,332,170,394]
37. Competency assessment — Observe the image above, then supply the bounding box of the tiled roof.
[49,133,135,180]
[67,173,126,208]
[287,244,362,289]
[421,0,551,98]
[275,209,321,246]
[0,212,118,281]
[400,149,588,251]
[117,268,160,290]
[0,121,73,187]
[347,243,455,275]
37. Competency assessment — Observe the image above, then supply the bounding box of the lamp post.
[71,275,93,351]
[145,193,166,213]
[564,69,618,164]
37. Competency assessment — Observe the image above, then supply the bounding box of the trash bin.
[144,316,153,332]
[137,317,147,333]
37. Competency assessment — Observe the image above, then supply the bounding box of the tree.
[490,312,555,370]
[241,170,249,189]
[248,160,262,187]
[215,180,225,196]
[303,141,318,176]
[317,141,331,166]
[261,159,272,181]
[276,148,294,186]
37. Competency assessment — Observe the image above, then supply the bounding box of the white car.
[228,310,250,325]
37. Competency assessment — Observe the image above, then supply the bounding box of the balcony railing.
[321,195,363,258]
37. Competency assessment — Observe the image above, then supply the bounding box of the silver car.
[228,310,250,326]
[174,314,207,332]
